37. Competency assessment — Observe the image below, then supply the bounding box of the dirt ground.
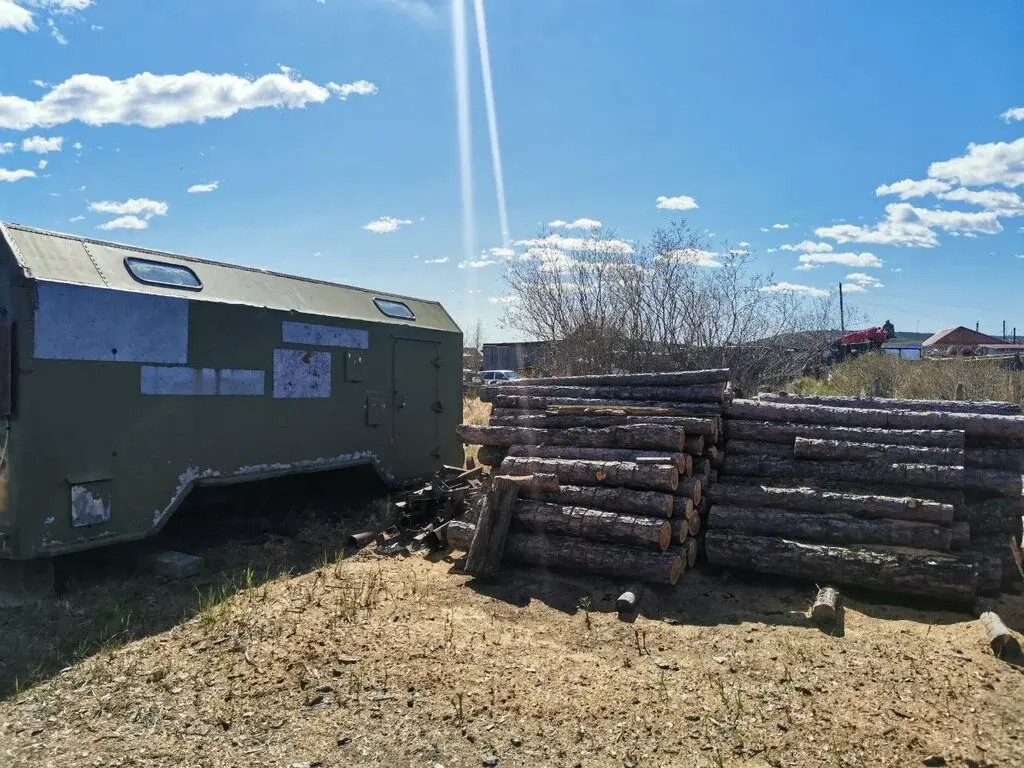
[1,473,1022,768]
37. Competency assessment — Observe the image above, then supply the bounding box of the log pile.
[709,393,1024,604]
[451,369,732,585]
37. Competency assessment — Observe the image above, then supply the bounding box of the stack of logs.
[708,393,1024,604]
[449,369,731,585]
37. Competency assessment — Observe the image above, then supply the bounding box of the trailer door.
[393,338,441,481]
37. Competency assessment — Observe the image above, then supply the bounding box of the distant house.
[921,327,1006,355]
[482,341,553,372]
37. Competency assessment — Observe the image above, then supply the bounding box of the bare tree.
[500,218,855,390]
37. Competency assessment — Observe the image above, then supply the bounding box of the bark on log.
[727,399,1024,441]
[708,505,953,551]
[726,439,791,457]
[505,444,687,472]
[693,458,711,478]
[458,423,685,452]
[962,498,1024,536]
[972,535,1023,588]
[963,467,1024,498]
[670,517,690,545]
[677,497,695,520]
[444,520,684,585]
[685,537,699,568]
[724,420,965,449]
[704,530,978,603]
[709,484,955,524]
[951,522,970,551]
[810,587,841,625]
[722,454,966,490]
[676,477,702,505]
[707,445,723,469]
[501,473,560,495]
[687,514,701,537]
[979,612,1021,657]
[793,438,965,467]
[513,500,672,551]
[533,484,675,518]
[480,383,728,404]
[684,435,705,454]
[476,444,508,467]
[966,448,1024,471]
[488,409,720,437]
[616,583,644,612]
[682,453,694,477]
[500,456,679,493]
[756,392,1020,416]
[708,468,719,484]
[490,394,721,417]
[464,476,520,579]
[502,369,731,387]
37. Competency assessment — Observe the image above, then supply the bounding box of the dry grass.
[791,352,1024,403]
[462,395,492,466]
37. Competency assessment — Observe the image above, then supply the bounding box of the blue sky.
[1,0,1022,343]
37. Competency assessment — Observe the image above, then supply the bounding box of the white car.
[474,369,521,385]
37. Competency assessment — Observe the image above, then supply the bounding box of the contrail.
[451,0,476,268]
[472,0,510,247]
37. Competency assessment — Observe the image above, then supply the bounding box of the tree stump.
[810,586,842,625]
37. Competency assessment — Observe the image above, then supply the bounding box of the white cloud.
[69,214,84,221]
[655,195,698,211]
[772,223,790,230]
[0,1,34,32]
[46,17,65,44]
[98,215,148,230]
[32,1,95,13]
[488,295,520,305]
[21,135,62,153]
[798,252,883,268]
[0,141,12,153]
[0,168,36,182]
[37,158,46,169]
[816,204,941,248]
[486,246,515,258]
[842,283,866,293]
[547,219,568,228]
[875,178,951,200]
[71,140,81,150]
[0,71,374,130]
[547,217,602,230]
[89,198,168,218]
[759,282,829,298]
[780,240,834,254]
[514,233,634,255]
[363,216,412,234]
[658,248,722,268]
[927,136,1024,189]
[845,272,884,289]
[765,247,777,253]
[891,202,1002,234]
[738,241,750,248]
[1001,107,1024,123]
[187,181,219,194]
[424,256,449,264]
[794,263,818,271]
[458,258,501,269]
[936,187,1024,216]
[326,80,378,100]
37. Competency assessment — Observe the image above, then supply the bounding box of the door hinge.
[430,356,442,369]
[430,446,441,459]
[430,400,444,414]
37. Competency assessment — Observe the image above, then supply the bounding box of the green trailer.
[0,222,462,598]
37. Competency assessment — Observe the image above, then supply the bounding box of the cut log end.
[658,520,672,551]
[980,611,1022,657]
[616,583,643,612]
[668,555,684,585]
[810,586,842,625]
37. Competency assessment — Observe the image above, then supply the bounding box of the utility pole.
[976,321,980,332]
[1004,320,1007,341]
[839,283,845,332]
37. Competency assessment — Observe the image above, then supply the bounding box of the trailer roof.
[0,222,460,334]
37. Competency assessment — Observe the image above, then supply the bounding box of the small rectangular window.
[373,298,415,320]
[124,257,202,291]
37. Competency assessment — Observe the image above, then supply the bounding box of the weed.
[450,692,465,725]
[578,596,592,630]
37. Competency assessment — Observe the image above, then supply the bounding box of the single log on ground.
[684,435,705,454]
[725,420,965,449]
[951,522,970,551]
[535,485,675,518]
[501,369,731,387]
[476,444,508,467]
[490,394,721,417]
[810,587,842,625]
[676,477,702,505]
[963,498,1024,536]
[464,476,521,579]
[793,437,964,466]
[488,409,720,437]
[480,383,728,404]
[963,467,1024,498]
[727,399,1024,441]
[457,424,685,452]
[616,583,644,613]
[444,521,684,585]
[499,456,678,493]
[501,473,560,495]
[704,530,978,603]
[979,612,1022,657]
[712,485,956,525]
[513,500,672,551]
[708,505,953,551]
[670,517,689,545]
[966,448,1024,471]
[756,392,1020,416]
[505,444,687,472]
[722,454,966,490]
